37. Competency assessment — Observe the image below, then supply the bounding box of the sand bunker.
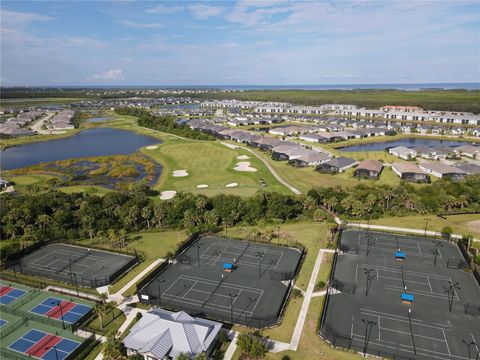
[225,182,239,188]
[466,220,480,234]
[173,170,189,177]
[237,155,250,160]
[196,184,209,189]
[146,145,158,150]
[160,191,177,200]
[234,161,257,172]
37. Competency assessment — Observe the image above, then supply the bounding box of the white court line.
[443,328,451,355]
[161,293,255,316]
[376,274,430,286]
[360,311,448,335]
[182,280,198,298]
[427,276,433,293]
[417,243,422,255]
[358,245,433,258]
[212,241,285,255]
[378,315,381,340]
[179,274,264,293]
[351,335,468,360]
[360,308,450,328]
[359,264,451,280]
[384,285,456,301]
[199,254,280,270]
[232,290,242,306]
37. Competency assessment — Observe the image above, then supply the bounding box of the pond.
[338,138,477,152]
[1,128,160,170]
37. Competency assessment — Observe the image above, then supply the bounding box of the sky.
[1,0,479,86]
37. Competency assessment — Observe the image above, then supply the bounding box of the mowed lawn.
[77,230,186,295]
[142,138,290,196]
[368,213,480,238]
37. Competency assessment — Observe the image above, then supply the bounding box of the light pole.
[366,234,375,256]
[277,226,280,245]
[256,252,264,278]
[444,280,461,312]
[361,319,376,357]
[424,218,430,236]
[45,345,59,360]
[407,309,416,354]
[194,242,203,268]
[462,340,477,360]
[157,279,165,307]
[228,292,238,323]
[363,268,375,297]
[73,273,79,296]
[432,241,443,267]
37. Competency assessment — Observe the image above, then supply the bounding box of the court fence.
[9,249,139,288]
[457,240,480,287]
[319,322,416,360]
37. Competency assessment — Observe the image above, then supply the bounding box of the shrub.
[291,288,303,299]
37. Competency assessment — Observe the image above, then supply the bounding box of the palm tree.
[99,292,108,305]
[47,178,59,199]
[194,353,207,360]
[94,303,105,330]
[36,214,51,233]
[176,353,190,360]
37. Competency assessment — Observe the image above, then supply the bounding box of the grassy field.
[142,138,289,196]
[58,185,114,196]
[367,213,480,238]
[78,230,186,295]
[198,89,480,113]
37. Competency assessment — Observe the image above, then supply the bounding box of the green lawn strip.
[82,342,103,360]
[84,309,126,335]
[315,252,334,291]
[107,260,154,295]
[367,213,480,238]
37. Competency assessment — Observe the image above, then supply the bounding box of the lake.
[1,128,160,170]
[339,138,477,152]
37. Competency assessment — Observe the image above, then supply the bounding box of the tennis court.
[11,243,137,288]
[0,285,26,305]
[30,297,92,324]
[8,329,80,360]
[321,229,480,360]
[138,235,303,328]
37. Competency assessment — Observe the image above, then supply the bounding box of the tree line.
[1,176,479,263]
[115,107,214,140]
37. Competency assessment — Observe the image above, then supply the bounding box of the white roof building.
[124,309,222,360]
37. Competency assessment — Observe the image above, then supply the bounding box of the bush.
[441,226,453,240]
[315,280,326,291]
[237,332,268,359]
[291,288,303,299]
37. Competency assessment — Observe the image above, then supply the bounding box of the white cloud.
[146,4,184,14]
[89,68,124,81]
[0,9,54,28]
[117,20,162,28]
[188,4,224,19]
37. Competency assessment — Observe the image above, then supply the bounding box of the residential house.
[271,145,305,160]
[299,133,329,143]
[317,157,358,173]
[454,145,480,159]
[290,151,331,167]
[391,162,430,183]
[419,163,466,180]
[453,162,480,175]
[123,309,222,360]
[354,160,384,179]
[389,146,417,160]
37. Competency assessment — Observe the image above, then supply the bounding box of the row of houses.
[341,108,480,126]
[0,110,43,136]
[392,161,480,182]
[389,144,480,160]
[46,109,75,130]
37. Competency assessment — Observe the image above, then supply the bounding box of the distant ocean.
[56,83,480,91]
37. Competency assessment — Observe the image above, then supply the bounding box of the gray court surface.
[138,235,303,328]
[11,243,137,288]
[322,229,480,360]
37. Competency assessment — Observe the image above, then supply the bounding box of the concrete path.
[220,142,302,195]
[100,258,164,304]
[288,248,325,351]
[223,331,239,360]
